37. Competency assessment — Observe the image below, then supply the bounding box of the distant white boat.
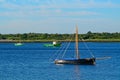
[14,43,23,46]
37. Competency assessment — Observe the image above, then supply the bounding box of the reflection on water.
[74,65,81,80]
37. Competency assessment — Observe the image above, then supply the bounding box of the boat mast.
[76,25,80,59]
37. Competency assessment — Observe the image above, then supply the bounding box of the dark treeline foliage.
[0,31,120,41]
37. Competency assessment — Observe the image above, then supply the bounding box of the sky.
[0,0,120,34]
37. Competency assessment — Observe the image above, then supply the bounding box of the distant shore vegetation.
[0,31,120,42]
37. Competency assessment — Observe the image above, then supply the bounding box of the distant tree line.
[0,31,120,41]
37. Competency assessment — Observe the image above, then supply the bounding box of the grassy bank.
[0,39,120,43]
[83,39,120,42]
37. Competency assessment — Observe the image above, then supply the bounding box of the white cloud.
[0,0,120,33]
[0,0,118,19]
[0,0,120,11]
[0,17,120,34]
[0,0,4,2]
[67,11,100,16]
[0,9,100,20]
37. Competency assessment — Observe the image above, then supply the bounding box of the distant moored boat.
[14,43,23,46]
[44,41,61,47]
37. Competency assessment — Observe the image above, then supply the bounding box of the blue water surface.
[0,42,120,80]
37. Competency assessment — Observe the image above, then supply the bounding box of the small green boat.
[44,41,61,47]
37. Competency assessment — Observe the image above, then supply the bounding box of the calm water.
[0,42,120,80]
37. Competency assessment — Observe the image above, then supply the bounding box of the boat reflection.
[73,65,81,80]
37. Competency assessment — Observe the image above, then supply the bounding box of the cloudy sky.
[0,0,120,34]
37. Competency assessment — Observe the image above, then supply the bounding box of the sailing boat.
[55,26,96,65]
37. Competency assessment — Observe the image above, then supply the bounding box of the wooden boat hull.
[55,58,95,65]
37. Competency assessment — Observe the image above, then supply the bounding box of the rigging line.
[61,34,75,59]
[49,42,67,61]
[82,39,95,58]
[61,41,71,58]
[61,28,77,59]
[55,28,76,59]
[53,42,67,60]
[55,42,68,59]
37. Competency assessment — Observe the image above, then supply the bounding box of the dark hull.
[55,58,95,65]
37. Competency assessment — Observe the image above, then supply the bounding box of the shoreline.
[0,39,120,43]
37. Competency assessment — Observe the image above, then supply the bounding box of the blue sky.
[0,0,120,34]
